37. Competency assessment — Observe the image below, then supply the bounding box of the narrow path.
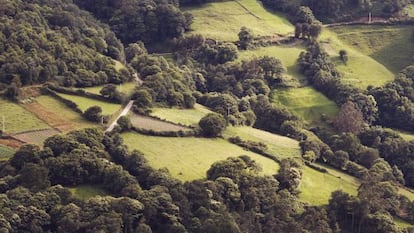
[105,100,134,132]
[233,0,262,20]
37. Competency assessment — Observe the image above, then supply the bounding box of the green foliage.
[199,113,227,137]
[83,106,102,122]
[238,27,254,50]
[334,101,364,134]
[0,0,127,87]
[117,116,132,132]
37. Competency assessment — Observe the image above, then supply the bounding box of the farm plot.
[0,100,50,134]
[130,114,191,132]
[14,129,60,145]
[80,82,137,95]
[150,104,212,127]
[56,93,122,115]
[69,185,108,200]
[35,96,95,130]
[121,132,280,181]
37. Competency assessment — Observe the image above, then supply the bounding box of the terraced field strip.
[80,81,137,95]
[122,132,279,181]
[35,95,95,131]
[150,104,212,127]
[68,185,108,200]
[13,129,60,145]
[183,0,293,41]
[56,93,122,115]
[223,126,301,159]
[0,100,51,134]
[130,114,191,132]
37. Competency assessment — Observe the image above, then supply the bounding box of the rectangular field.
[0,100,50,134]
[0,145,14,161]
[13,129,60,145]
[68,185,108,200]
[121,132,280,181]
[80,82,137,95]
[56,93,122,115]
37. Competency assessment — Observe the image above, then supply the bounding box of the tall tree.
[334,101,364,134]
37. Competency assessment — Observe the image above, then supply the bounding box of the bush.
[83,106,102,122]
[117,116,132,132]
[199,113,227,137]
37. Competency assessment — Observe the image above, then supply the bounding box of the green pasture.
[69,185,108,200]
[56,93,122,115]
[36,96,94,129]
[0,145,14,161]
[80,82,136,95]
[150,104,212,127]
[272,87,339,125]
[121,132,280,181]
[238,45,306,83]
[223,126,301,159]
[0,100,50,134]
[331,25,414,74]
[184,0,293,41]
[320,29,395,88]
[129,114,191,132]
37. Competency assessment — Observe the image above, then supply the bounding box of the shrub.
[199,113,227,137]
[83,105,102,122]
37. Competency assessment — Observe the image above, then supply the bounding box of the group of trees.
[74,0,193,44]
[0,0,130,92]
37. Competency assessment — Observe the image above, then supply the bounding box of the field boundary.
[233,0,261,20]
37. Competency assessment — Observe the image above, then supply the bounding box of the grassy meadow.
[272,87,339,125]
[121,132,280,181]
[80,82,137,95]
[0,100,50,134]
[129,114,191,132]
[320,29,395,88]
[56,93,122,115]
[184,0,293,41]
[223,126,301,159]
[331,25,414,73]
[69,185,108,200]
[150,104,212,127]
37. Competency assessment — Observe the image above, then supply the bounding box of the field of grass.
[69,185,108,200]
[130,114,191,132]
[392,129,414,142]
[320,29,395,88]
[113,60,126,71]
[237,45,306,83]
[395,217,414,229]
[36,96,94,130]
[331,25,414,74]
[122,132,280,181]
[80,82,136,95]
[223,126,301,159]
[299,166,358,205]
[0,145,14,161]
[56,93,122,115]
[402,4,414,17]
[150,104,212,127]
[272,87,339,125]
[184,0,293,41]
[0,100,50,134]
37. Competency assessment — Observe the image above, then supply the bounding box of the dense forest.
[1,0,414,232]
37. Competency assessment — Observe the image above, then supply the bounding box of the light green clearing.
[113,60,126,71]
[320,29,394,88]
[299,166,358,205]
[401,4,414,17]
[150,104,212,127]
[0,145,14,161]
[0,100,50,134]
[237,45,306,83]
[394,217,414,229]
[184,0,293,41]
[122,132,279,181]
[272,87,339,125]
[69,185,108,200]
[36,96,95,129]
[80,82,137,95]
[56,93,122,115]
[129,114,191,132]
[331,25,414,74]
[223,126,301,159]
[399,187,414,201]
[390,128,414,142]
